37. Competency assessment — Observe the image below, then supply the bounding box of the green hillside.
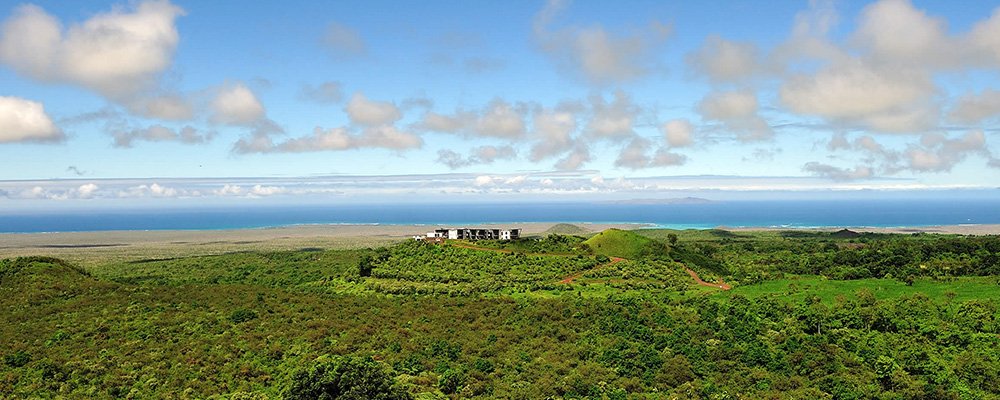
[542,223,590,236]
[582,228,666,259]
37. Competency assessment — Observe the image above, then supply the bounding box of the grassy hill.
[582,229,666,259]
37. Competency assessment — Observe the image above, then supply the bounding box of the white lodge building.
[420,228,521,241]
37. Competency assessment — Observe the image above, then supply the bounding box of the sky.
[1,0,1000,209]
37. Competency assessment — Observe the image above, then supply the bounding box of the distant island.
[600,197,714,205]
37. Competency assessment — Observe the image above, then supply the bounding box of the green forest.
[2,228,999,399]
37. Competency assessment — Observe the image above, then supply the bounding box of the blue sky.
[1,0,1000,207]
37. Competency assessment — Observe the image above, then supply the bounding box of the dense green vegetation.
[2,229,1000,399]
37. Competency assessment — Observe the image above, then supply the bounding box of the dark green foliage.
[473,233,586,254]
[3,350,30,368]
[437,368,464,394]
[284,356,411,400]
[229,308,258,324]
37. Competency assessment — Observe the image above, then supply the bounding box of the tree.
[284,356,412,400]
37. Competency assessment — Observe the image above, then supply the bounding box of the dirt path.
[685,267,731,290]
[558,257,624,284]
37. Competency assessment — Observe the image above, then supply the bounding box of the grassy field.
[728,275,1000,303]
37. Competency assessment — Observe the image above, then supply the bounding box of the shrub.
[284,356,411,400]
[438,368,465,395]
[3,350,30,368]
[229,309,258,324]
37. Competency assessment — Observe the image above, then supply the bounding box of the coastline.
[2,222,996,266]
[0,223,648,265]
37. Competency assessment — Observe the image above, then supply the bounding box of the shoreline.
[2,222,996,266]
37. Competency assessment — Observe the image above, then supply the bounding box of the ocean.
[1,199,999,233]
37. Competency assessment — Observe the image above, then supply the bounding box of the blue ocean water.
[1,199,998,233]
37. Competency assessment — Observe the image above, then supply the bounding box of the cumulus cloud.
[75,183,99,199]
[949,90,1000,124]
[125,93,194,121]
[698,90,772,141]
[211,83,266,126]
[477,100,527,138]
[661,119,694,147]
[554,144,592,170]
[300,81,343,104]
[437,145,517,169]
[905,131,988,172]
[345,92,402,126]
[780,61,937,133]
[0,1,184,99]
[819,131,992,176]
[687,35,767,82]
[323,22,365,57]
[418,99,527,139]
[852,0,954,69]
[529,107,578,161]
[533,0,671,85]
[803,162,874,181]
[614,137,688,170]
[0,96,64,143]
[110,124,214,148]
[236,125,422,154]
[585,90,639,140]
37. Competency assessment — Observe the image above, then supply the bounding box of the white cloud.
[359,125,422,150]
[614,138,651,169]
[0,1,184,98]
[0,96,64,143]
[211,83,266,126]
[698,90,772,141]
[345,92,402,126]
[529,107,577,161]
[949,90,1000,124]
[779,61,936,132]
[533,0,671,85]
[555,144,591,170]
[125,94,194,121]
[803,162,874,181]
[476,100,526,138]
[111,124,213,148]
[905,131,988,172]
[614,137,687,170]
[418,99,527,139]
[852,0,954,69]
[249,184,286,196]
[687,35,766,82]
[214,184,244,196]
[819,131,991,176]
[275,127,353,152]
[237,125,422,154]
[473,175,495,187]
[75,183,99,199]
[585,90,639,140]
[662,119,694,148]
[438,145,517,169]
